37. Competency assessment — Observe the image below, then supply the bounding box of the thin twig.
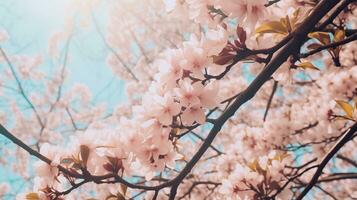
[263,80,278,121]
[300,32,357,58]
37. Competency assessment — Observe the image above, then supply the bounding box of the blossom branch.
[296,122,357,200]
[0,124,80,178]
[0,47,44,128]
[165,0,343,198]
[91,12,139,82]
[177,181,221,200]
[0,0,346,198]
[317,173,357,183]
[271,164,319,199]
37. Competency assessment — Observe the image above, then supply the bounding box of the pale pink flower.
[136,144,160,164]
[219,165,255,199]
[181,104,206,125]
[141,118,167,137]
[197,81,220,109]
[34,144,60,185]
[122,129,144,153]
[217,0,266,29]
[186,0,216,25]
[153,93,181,125]
[156,50,184,90]
[175,79,202,107]
[181,44,207,78]
[48,31,64,57]
[203,26,228,56]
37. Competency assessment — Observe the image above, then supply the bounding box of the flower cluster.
[219,152,292,200]
[0,0,355,199]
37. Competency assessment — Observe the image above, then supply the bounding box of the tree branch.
[318,173,357,183]
[0,47,44,127]
[336,154,357,168]
[299,32,357,58]
[0,124,80,178]
[263,80,278,121]
[315,0,355,31]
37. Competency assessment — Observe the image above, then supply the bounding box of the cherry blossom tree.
[0,0,357,199]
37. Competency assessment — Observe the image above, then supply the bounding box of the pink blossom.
[156,50,184,89]
[33,144,60,185]
[181,104,206,125]
[175,79,202,107]
[153,93,181,125]
[216,0,266,29]
[181,35,208,78]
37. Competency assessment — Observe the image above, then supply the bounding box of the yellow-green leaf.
[336,100,354,118]
[26,193,40,200]
[334,29,345,42]
[280,16,292,32]
[256,21,288,35]
[290,8,301,27]
[273,153,288,162]
[248,159,260,172]
[296,62,320,70]
[308,32,331,45]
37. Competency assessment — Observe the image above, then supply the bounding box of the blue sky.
[0,0,127,107]
[0,0,127,197]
